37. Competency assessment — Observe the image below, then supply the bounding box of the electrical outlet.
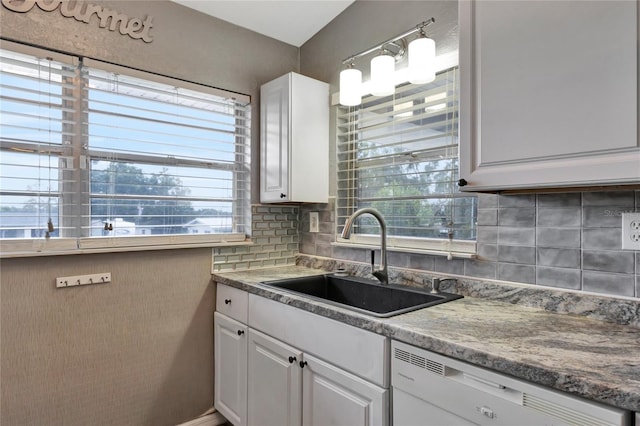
[621,212,640,250]
[309,212,319,233]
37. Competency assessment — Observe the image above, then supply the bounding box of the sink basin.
[260,274,463,318]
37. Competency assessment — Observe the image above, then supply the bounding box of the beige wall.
[0,1,300,425]
[1,249,214,425]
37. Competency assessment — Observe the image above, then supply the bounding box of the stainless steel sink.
[260,274,463,318]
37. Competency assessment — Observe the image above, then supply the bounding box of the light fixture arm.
[341,18,435,65]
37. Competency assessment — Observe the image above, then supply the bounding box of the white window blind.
[0,47,76,240]
[336,67,477,253]
[0,43,251,252]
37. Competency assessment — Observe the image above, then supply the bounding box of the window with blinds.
[336,67,476,253]
[0,43,250,251]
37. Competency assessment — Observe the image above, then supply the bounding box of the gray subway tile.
[498,194,536,208]
[582,228,622,250]
[537,207,581,227]
[477,209,498,226]
[477,244,498,261]
[476,226,498,244]
[388,252,411,268]
[536,266,581,290]
[582,207,626,228]
[582,271,635,297]
[582,250,635,274]
[497,227,535,246]
[498,208,536,227]
[497,245,536,265]
[537,248,581,268]
[498,263,535,284]
[537,193,581,207]
[434,257,465,275]
[464,259,497,279]
[582,191,635,207]
[536,228,581,248]
[407,254,435,271]
[477,193,498,208]
[319,221,334,234]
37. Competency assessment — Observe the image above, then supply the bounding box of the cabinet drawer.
[216,283,248,323]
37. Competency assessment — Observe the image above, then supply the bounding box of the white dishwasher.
[391,340,631,426]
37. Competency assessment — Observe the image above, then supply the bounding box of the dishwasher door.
[391,341,631,426]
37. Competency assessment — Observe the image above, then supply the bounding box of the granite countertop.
[213,265,640,412]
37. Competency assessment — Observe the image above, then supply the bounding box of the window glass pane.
[89,160,234,236]
[85,67,250,237]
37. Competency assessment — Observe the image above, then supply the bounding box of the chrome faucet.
[340,208,388,285]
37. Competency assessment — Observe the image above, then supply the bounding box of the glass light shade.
[408,37,436,84]
[339,68,362,106]
[370,54,395,96]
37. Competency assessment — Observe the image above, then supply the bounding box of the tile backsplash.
[212,205,298,272]
[299,190,640,299]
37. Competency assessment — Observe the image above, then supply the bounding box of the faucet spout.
[341,208,388,284]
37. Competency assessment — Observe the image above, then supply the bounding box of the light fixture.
[408,31,436,84]
[338,18,436,106]
[370,50,395,97]
[339,63,362,106]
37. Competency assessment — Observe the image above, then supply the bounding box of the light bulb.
[339,67,362,106]
[408,36,436,84]
[370,53,395,96]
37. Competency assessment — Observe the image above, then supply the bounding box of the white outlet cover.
[621,212,640,250]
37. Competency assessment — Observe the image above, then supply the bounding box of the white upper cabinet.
[260,72,329,203]
[459,0,639,191]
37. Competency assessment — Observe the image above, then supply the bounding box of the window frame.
[0,41,251,256]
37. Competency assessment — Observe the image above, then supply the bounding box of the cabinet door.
[302,353,388,426]
[214,312,248,426]
[459,0,639,190]
[260,74,290,202]
[247,329,302,426]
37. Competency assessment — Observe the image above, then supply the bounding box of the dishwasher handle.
[462,372,507,390]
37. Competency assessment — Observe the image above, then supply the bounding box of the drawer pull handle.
[288,356,297,364]
[224,299,231,304]
[280,193,287,198]
[237,330,244,336]
[299,361,307,368]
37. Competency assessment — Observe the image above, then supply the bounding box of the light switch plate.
[621,212,640,250]
[309,212,319,233]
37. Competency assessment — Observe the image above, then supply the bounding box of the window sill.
[331,240,477,259]
[0,236,252,259]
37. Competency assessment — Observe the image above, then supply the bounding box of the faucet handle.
[431,277,456,294]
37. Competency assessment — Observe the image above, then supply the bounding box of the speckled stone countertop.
[213,266,640,412]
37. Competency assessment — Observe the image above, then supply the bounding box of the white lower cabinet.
[302,353,387,426]
[214,284,389,426]
[214,312,248,426]
[247,329,302,426]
